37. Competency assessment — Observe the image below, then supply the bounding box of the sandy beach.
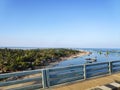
[61,50,90,60]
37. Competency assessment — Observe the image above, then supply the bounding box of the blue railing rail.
[0,69,43,90]
[1,60,120,90]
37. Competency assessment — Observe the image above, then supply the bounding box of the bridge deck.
[49,73,120,90]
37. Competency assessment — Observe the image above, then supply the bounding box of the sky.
[0,0,120,48]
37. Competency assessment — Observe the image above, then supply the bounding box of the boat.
[85,57,97,61]
[85,58,91,60]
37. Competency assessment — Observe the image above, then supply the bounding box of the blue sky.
[0,0,120,48]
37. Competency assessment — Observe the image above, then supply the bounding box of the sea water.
[54,48,120,67]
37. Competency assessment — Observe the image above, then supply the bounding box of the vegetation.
[98,51,102,55]
[0,48,80,73]
[106,50,110,55]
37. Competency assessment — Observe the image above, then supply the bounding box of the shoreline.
[45,50,90,68]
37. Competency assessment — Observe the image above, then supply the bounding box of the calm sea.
[53,48,120,67]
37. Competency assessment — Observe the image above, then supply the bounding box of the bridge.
[51,73,120,90]
[0,60,120,90]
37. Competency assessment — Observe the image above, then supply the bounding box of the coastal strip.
[0,48,90,73]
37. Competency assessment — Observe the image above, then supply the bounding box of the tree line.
[0,48,80,73]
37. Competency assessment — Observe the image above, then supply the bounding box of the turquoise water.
[54,48,120,67]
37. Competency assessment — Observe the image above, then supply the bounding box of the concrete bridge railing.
[0,60,120,90]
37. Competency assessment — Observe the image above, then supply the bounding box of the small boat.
[85,58,91,60]
[91,59,97,62]
[85,57,97,61]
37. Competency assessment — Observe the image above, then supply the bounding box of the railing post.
[109,61,112,74]
[42,69,47,88]
[46,69,50,87]
[84,64,86,80]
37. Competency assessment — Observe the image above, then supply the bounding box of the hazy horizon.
[0,0,120,48]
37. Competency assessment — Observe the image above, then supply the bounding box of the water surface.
[54,48,120,67]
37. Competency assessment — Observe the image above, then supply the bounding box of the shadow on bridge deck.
[48,73,120,90]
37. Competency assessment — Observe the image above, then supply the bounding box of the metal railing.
[1,60,120,90]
